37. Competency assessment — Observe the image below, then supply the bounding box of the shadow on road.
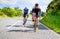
[7,25,34,32]
[7,24,48,33]
[38,24,48,30]
[8,30,34,32]
[6,25,22,27]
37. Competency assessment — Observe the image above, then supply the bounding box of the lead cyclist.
[32,3,41,32]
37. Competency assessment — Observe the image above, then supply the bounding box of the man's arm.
[22,9,24,15]
[38,8,41,17]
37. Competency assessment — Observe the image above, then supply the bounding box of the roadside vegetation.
[0,7,22,18]
[41,0,60,34]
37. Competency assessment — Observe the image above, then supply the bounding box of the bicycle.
[23,14,28,27]
[32,13,40,32]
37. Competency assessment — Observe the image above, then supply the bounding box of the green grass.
[0,15,9,19]
[40,15,60,34]
[0,14,32,19]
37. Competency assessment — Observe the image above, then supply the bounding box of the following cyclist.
[23,7,29,26]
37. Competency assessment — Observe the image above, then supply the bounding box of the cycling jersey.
[23,8,29,18]
[32,7,41,17]
[24,9,29,15]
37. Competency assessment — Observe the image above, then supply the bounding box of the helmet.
[35,3,39,6]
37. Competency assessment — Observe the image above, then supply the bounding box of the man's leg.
[27,14,29,18]
[35,17,39,31]
[23,14,26,25]
[32,13,37,32]
[23,14,27,26]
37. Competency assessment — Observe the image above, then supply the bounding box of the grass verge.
[40,15,60,34]
[0,15,32,19]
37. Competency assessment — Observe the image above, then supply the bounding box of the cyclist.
[32,3,41,32]
[23,7,29,26]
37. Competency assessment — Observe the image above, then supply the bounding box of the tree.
[14,7,22,16]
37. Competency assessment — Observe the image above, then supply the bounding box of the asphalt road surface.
[0,18,60,39]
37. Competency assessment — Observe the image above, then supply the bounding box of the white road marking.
[8,21,20,29]
[8,27,33,30]
[8,20,33,30]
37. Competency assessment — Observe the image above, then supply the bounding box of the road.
[0,18,60,39]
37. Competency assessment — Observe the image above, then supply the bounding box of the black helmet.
[35,3,39,6]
